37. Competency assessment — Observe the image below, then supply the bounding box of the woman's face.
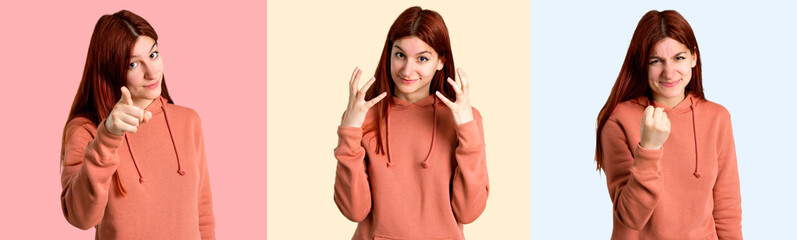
[126,36,163,107]
[647,37,697,106]
[390,36,444,102]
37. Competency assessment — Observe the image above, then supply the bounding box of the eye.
[150,51,159,59]
[648,59,660,65]
[394,52,405,58]
[675,56,685,60]
[418,56,429,62]
[129,62,138,69]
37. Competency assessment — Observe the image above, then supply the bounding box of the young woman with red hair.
[60,10,215,239]
[333,6,489,240]
[596,10,742,239]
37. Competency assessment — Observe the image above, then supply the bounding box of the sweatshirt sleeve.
[601,118,663,230]
[196,121,217,240]
[60,119,124,230]
[333,126,372,222]
[713,115,743,239]
[450,108,489,224]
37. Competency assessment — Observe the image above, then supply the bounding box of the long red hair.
[595,10,704,170]
[365,6,457,154]
[61,10,173,196]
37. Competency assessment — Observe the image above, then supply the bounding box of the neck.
[394,91,430,104]
[133,97,157,110]
[653,93,686,109]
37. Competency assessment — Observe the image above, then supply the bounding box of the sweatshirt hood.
[632,93,703,178]
[385,94,438,169]
[124,96,186,183]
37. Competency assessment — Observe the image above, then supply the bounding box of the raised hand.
[341,67,387,128]
[639,106,671,150]
[105,86,153,135]
[435,68,474,125]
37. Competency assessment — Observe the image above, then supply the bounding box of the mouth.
[399,77,418,85]
[660,79,680,88]
[144,81,159,90]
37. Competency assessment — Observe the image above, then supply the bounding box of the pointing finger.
[142,110,152,124]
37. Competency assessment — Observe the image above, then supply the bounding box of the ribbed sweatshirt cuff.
[94,120,124,165]
[336,126,364,155]
[455,120,484,151]
[632,144,662,174]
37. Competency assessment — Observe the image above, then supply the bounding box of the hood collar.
[391,94,437,109]
[631,93,697,113]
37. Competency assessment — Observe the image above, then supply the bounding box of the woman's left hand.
[436,68,474,125]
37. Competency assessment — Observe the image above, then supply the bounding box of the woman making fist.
[596,10,742,239]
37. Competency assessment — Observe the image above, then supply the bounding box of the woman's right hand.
[105,86,152,136]
[639,106,670,150]
[341,67,387,128]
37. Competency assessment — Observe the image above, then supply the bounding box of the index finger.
[456,68,469,89]
[350,67,362,92]
[643,106,654,121]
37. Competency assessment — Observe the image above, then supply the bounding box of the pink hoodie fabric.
[61,96,215,239]
[334,95,489,240]
[600,94,742,239]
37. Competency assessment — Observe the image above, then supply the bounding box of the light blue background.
[531,1,797,238]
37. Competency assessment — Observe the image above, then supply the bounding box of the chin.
[145,90,162,100]
[395,86,417,95]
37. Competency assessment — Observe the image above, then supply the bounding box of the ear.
[691,48,698,68]
[436,57,444,71]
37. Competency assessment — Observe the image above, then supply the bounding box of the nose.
[400,60,417,78]
[664,61,678,80]
[143,61,158,80]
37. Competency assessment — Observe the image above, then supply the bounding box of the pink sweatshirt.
[600,94,742,239]
[61,97,215,239]
[334,95,489,240]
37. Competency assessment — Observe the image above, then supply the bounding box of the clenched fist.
[639,106,670,150]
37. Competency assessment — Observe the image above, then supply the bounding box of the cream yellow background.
[268,1,529,238]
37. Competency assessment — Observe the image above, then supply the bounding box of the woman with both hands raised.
[333,6,489,240]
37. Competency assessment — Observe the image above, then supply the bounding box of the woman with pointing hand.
[334,6,488,240]
[596,10,742,239]
[60,10,215,239]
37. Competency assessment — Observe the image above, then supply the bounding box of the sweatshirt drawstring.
[385,97,438,169]
[689,97,702,178]
[161,97,187,176]
[124,97,186,184]
[124,134,145,183]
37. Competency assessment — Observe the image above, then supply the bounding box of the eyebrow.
[131,43,158,58]
[393,45,432,55]
[650,51,688,58]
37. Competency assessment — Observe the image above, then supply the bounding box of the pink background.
[0,1,266,239]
